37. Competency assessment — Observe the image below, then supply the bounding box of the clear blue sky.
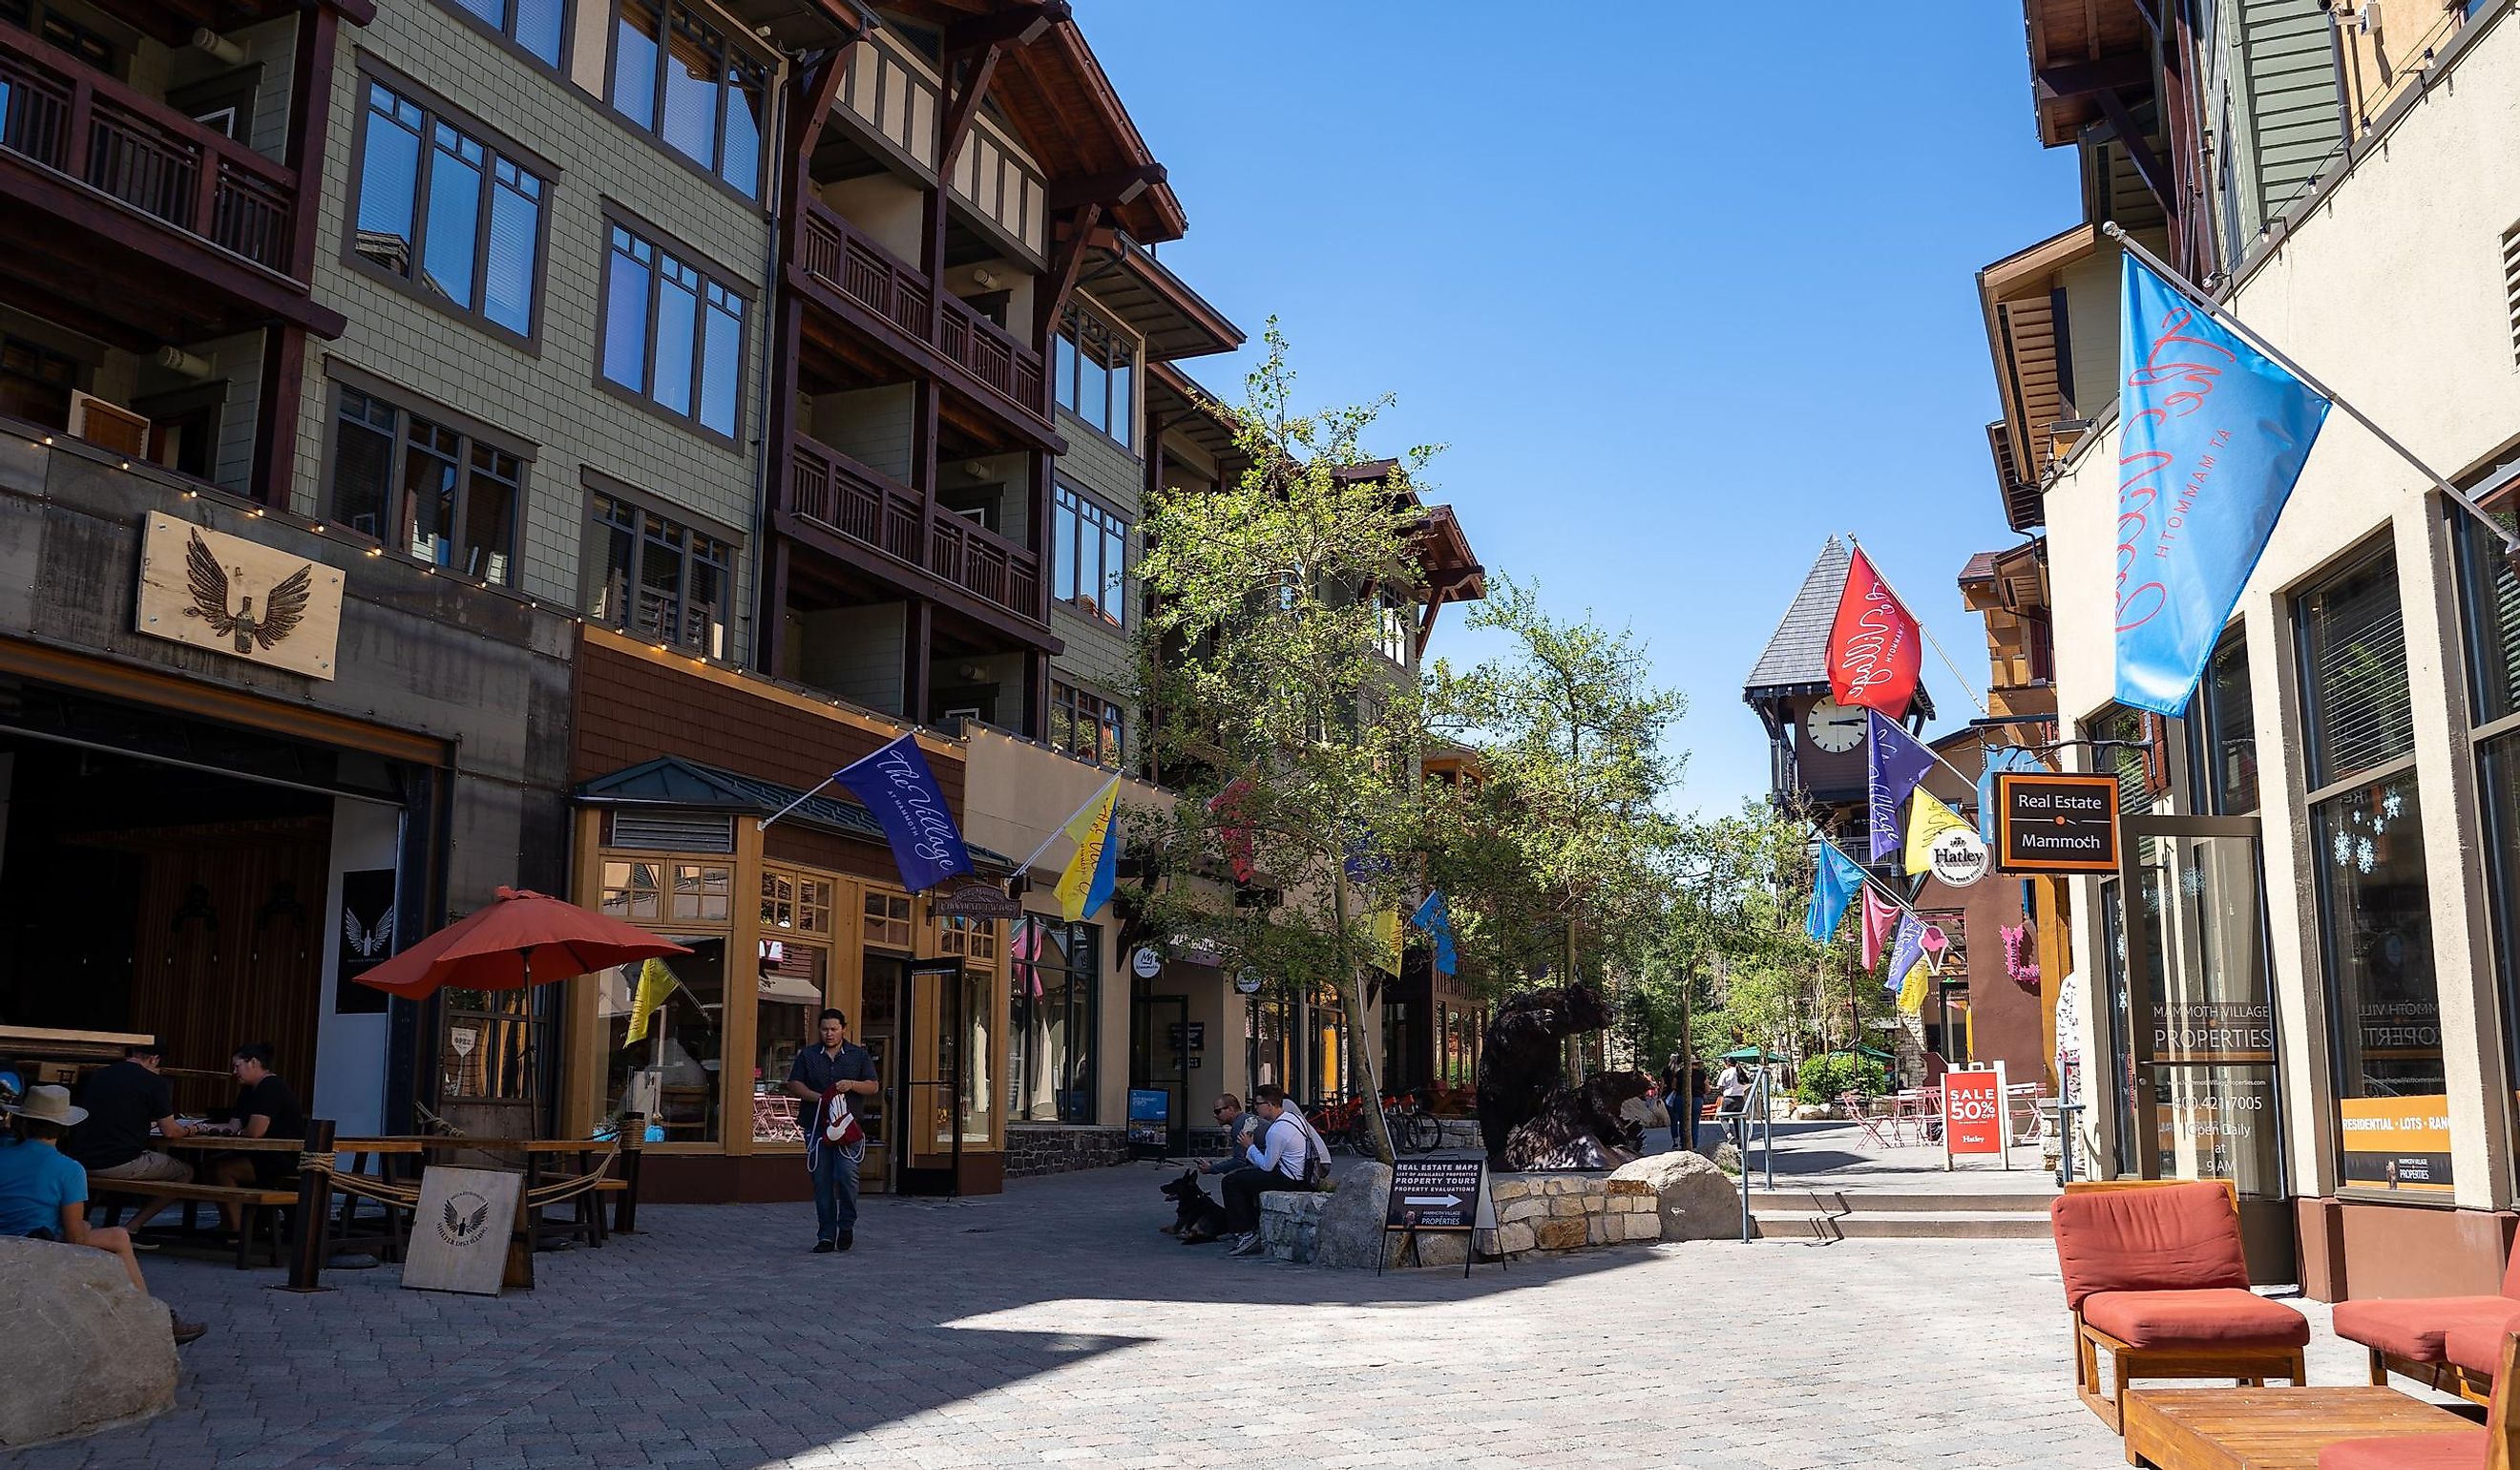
[1088,3,2080,816]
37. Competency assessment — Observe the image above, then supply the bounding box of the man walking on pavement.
[1715,1055,1754,1154]
[788,1008,877,1253]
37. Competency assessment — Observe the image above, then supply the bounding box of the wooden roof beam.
[944,0,1066,52]
[2034,53,2152,100]
[2089,87,2176,221]
[1048,163,1166,212]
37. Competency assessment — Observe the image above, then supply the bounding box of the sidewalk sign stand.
[1942,1061,2011,1171]
[1379,1157,1499,1278]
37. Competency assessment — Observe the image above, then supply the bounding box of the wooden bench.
[90,1178,294,1270]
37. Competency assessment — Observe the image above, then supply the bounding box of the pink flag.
[1860,888,1900,970]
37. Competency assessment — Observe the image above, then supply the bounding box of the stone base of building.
[2296,1195,2520,1301]
[1005,1124,1131,1178]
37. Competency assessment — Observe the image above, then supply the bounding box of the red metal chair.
[2049,1179,2310,1433]
[1838,1091,1895,1147]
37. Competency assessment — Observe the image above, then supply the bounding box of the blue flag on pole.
[1806,843,1864,943]
[1410,891,1459,976]
[1866,711,1934,862]
[1884,910,1925,995]
[832,732,974,893]
[2114,254,2330,715]
[1976,746,2046,844]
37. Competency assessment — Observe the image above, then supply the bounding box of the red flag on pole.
[1826,547,1922,715]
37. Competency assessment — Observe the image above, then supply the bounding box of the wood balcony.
[793,200,1054,447]
[784,430,1046,637]
[0,22,342,341]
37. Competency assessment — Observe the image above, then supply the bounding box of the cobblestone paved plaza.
[22,1133,2397,1470]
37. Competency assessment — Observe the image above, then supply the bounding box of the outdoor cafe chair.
[2333,1234,2520,1405]
[2320,1328,2520,1469]
[1838,1091,1897,1148]
[2049,1178,2310,1433]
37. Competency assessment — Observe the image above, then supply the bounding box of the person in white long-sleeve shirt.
[1221,1085,1320,1255]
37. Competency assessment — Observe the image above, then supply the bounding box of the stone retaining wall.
[1003,1124,1129,1179]
[1260,1168,1664,1269]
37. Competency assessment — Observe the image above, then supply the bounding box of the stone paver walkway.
[21,1141,2396,1468]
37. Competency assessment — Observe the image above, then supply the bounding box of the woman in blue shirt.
[2,1085,205,1343]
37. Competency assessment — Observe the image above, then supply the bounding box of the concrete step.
[1748,1209,2055,1242]
[1747,1188,2056,1215]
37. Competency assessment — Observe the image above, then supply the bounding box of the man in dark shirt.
[204,1041,305,1234]
[71,1040,199,1234]
[787,1008,877,1253]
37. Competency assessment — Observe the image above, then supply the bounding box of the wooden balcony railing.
[0,24,298,274]
[788,432,1042,624]
[798,200,1048,426]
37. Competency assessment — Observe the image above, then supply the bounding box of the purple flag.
[1866,710,1933,862]
[832,733,974,893]
[1884,911,1925,994]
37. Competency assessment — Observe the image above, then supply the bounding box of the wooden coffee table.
[2123,1387,2475,1468]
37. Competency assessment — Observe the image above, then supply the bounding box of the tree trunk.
[1332,869,1394,1164]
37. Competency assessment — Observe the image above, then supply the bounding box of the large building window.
[1007,916,1096,1124]
[2192,634,2258,814]
[599,220,746,439]
[1050,680,1123,768]
[1053,304,1135,447]
[1376,587,1415,666]
[2300,543,2449,1195]
[609,0,766,197]
[328,383,522,584]
[446,0,565,67]
[349,78,544,341]
[584,487,733,656]
[2456,505,2520,1201]
[1052,481,1127,626]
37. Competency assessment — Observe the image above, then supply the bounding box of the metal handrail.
[1735,1065,1775,1243]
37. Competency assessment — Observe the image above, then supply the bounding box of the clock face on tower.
[1805,696,1866,754]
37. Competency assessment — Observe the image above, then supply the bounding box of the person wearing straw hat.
[1,1084,206,1344]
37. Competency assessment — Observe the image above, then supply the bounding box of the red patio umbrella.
[355,886,690,1000]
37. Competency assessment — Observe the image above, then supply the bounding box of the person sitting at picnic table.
[200,1041,305,1239]
[1,1085,205,1344]
[68,1039,199,1237]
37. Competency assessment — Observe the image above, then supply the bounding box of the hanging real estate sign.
[1995,773,2121,872]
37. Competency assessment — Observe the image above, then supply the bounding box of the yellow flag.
[1897,958,1928,1015]
[1052,778,1121,922]
[1372,906,1403,975]
[624,958,679,1047]
[1903,789,1971,876]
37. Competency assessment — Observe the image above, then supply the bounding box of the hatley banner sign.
[2112,255,2331,716]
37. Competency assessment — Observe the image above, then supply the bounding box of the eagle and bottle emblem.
[135,512,342,680]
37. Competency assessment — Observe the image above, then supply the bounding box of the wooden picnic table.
[2122,1386,2475,1468]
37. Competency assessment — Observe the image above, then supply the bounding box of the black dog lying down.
[1161,1167,1230,1244]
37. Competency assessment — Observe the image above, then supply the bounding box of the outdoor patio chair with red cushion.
[2319,1329,2520,1470]
[2333,1237,2520,1404]
[2049,1179,2310,1433]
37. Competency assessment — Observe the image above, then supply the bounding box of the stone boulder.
[1609,1149,1741,1242]
[1307,1161,1396,1270]
[0,1236,176,1447]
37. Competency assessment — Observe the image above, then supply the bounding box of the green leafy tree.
[1128,324,1436,1162]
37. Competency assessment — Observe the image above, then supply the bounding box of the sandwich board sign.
[1381,1157,1499,1276]
[1941,1062,2012,1171]
[403,1165,522,1295]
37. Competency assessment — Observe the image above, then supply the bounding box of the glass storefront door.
[2119,812,2292,1277]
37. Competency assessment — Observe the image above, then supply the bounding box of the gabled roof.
[1744,537,1850,698]
[576,756,1015,872]
[1075,239,1243,363]
[1742,538,1936,719]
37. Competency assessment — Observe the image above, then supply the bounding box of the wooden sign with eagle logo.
[135,512,344,680]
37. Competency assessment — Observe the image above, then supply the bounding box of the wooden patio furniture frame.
[2060,1179,2307,1434]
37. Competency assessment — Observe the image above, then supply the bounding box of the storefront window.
[668,862,730,922]
[1008,915,1096,1123]
[2193,635,2259,815]
[753,940,823,1144]
[1310,984,1349,1103]
[954,964,992,1146]
[594,938,727,1143]
[2300,546,2447,1194]
[863,891,913,950]
[1250,985,1292,1095]
[2453,508,2520,1198]
[598,859,662,920]
[441,988,535,1102]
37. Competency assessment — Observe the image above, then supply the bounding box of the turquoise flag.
[1806,844,1863,943]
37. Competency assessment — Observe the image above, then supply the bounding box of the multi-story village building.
[1977,0,2520,1292]
[0,0,1487,1199]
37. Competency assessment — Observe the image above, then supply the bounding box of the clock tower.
[1743,537,1933,849]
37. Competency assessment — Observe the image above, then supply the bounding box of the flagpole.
[1016,774,1122,875]
[759,775,838,833]
[2102,220,2520,555]
[1844,535,1994,724]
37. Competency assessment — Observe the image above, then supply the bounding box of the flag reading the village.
[1903,789,1972,877]
[1860,887,1900,970]
[2114,254,2330,715]
[1053,777,1122,922]
[1807,844,1863,942]
[1866,710,1934,862]
[1411,891,1459,976]
[1826,547,1922,715]
[832,733,974,892]
[1884,911,1926,996]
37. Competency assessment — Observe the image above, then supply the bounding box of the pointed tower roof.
[1743,538,1934,717]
